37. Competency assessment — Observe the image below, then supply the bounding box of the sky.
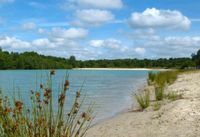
[0,0,200,60]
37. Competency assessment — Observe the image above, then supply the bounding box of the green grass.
[166,91,183,101]
[148,70,180,101]
[135,90,150,110]
[153,102,161,111]
[0,70,93,137]
[155,87,164,101]
[148,70,179,87]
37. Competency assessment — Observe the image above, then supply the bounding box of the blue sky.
[0,0,200,60]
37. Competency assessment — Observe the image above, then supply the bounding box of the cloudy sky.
[0,0,200,60]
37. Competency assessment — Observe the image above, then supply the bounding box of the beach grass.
[135,90,150,110]
[166,91,183,101]
[0,70,92,137]
[148,70,180,101]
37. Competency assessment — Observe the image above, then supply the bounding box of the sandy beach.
[86,71,200,137]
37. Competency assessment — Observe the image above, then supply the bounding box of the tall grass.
[148,71,179,87]
[0,70,92,137]
[155,87,164,101]
[135,90,150,110]
[148,70,179,101]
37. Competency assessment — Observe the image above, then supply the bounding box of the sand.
[86,71,200,137]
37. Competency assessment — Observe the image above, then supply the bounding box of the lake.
[0,69,150,123]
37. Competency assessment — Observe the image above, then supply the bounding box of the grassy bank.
[135,70,184,110]
[0,70,92,137]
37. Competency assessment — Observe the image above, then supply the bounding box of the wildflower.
[15,101,23,112]
[40,84,43,89]
[64,80,69,91]
[44,88,51,98]
[30,90,34,94]
[76,91,81,98]
[81,112,91,121]
[50,70,55,75]
[75,102,79,108]
[77,120,81,125]
[3,107,11,115]
[44,99,49,105]
[73,108,78,114]
[36,92,40,98]
[27,109,30,113]
[58,94,65,106]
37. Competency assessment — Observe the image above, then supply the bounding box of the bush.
[0,70,93,137]
[135,90,150,110]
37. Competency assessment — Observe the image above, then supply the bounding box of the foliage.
[135,90,150,110]
[0,49,196,69]
[192,49,200,67]
[0,70,92,137]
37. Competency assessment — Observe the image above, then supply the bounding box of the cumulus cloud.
[50,27,88,40]
[89,38,122,49]
[75,9,114,26]
[0,36,31,50]
[129,8,191,30]
[22,22,37,30]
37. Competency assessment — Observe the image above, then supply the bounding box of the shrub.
[0,70,93,137]
[135,90,150,110]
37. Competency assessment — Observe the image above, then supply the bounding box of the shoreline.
[86,71,200,137]
[74,68,169,71]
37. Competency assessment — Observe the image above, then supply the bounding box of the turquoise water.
[0,69,149,123]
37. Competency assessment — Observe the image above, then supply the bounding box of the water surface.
[0,69,150,123]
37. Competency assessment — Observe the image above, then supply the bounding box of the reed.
[0,70,93,137]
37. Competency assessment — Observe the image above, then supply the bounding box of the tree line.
[0,48,199,70]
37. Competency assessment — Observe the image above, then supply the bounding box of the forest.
[0,48,199,70]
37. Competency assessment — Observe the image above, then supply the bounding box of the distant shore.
[74,68,168,71]
[86,71,200,137]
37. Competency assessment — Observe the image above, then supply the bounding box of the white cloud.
[137,35,200,58]
[75,9,114,26]
[89,38,122,49]
[78,0,123,9]
[22,22,37,30]
[0,0,14,4]
[89,40,104,47]
[50,27,88,39]
[32,38,57,48]
[129,8,191,30]
[0,36,31,49]
[135,47,146,54]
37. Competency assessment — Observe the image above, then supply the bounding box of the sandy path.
[86,71,200,137]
